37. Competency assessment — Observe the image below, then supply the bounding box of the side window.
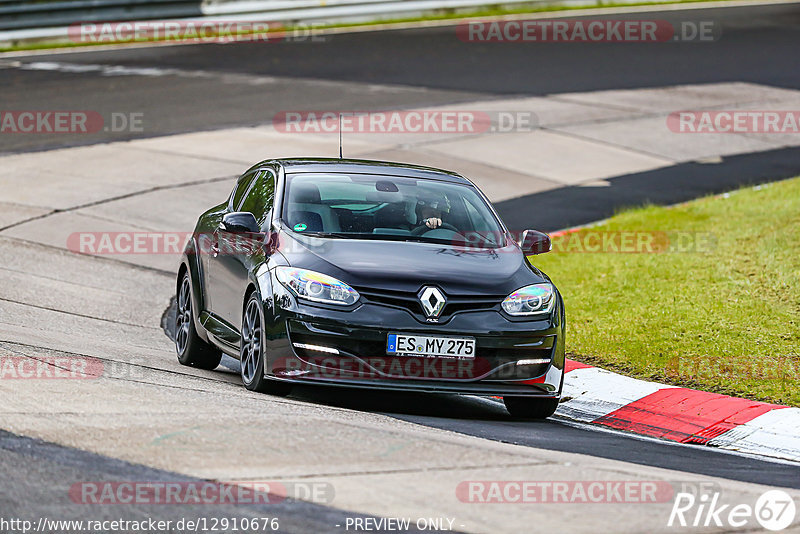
[239,169,276,226]
[230,171,256,210]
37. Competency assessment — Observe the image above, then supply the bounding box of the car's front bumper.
[262,281,565,398]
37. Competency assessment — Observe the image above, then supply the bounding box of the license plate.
[387,333,476,359]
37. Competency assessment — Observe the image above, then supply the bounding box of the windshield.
[282,173,505,247]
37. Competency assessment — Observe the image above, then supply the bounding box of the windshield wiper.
[293,231,481,246]
[294,231,425,242]
[294,231,370,239]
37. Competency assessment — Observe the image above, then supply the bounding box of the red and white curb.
[559,359,800,463]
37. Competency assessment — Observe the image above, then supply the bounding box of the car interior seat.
[287,183,341,232]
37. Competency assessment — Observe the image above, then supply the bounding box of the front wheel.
[240,291,292,396]
[503,396,559,419]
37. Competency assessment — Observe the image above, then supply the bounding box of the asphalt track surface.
[3,3,800,231]
[0,430,431,531]
[3,1,800,527]
[160,284,800,492]
[3,2,800,152]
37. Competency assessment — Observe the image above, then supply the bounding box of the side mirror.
[220,212,260,234]
[520,229,551,255]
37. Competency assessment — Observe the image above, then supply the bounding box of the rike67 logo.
[669,487,796,531]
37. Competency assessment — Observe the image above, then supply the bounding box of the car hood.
[277,231,547,296]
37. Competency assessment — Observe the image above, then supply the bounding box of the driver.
[414,191,451,231]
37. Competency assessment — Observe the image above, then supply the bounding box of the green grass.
[0,0,740,53]
[529,178,800,406]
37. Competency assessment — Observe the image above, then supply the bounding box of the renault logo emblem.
[419,286,446,318]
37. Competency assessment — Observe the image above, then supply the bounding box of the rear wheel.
[503,396,559,419]
[175,272,222,370]
[240,291,292,396]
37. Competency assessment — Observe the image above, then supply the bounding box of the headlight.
[502,283,555,316]
[275,267,359,306]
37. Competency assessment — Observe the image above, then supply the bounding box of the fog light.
[516,358,551,365]
[293,342,340,355]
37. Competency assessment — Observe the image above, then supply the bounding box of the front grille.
[353,286,502,320]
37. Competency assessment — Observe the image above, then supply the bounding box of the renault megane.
[175,158,565,418]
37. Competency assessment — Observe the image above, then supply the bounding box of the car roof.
[264,158,471,184]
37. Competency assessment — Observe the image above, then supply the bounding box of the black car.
[175,158,565,418]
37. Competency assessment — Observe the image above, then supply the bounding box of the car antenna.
[338,113,343,159]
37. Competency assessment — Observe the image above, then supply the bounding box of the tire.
[240,291,292,396]
[175,272,222,370]
[503,396,559,419]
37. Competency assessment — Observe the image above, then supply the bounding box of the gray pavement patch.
[389,413,800,490]
[0,429,431,533]
[553,113,780,162]
[495,145,800,232]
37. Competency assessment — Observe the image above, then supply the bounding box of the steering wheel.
[412,222,460,236]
